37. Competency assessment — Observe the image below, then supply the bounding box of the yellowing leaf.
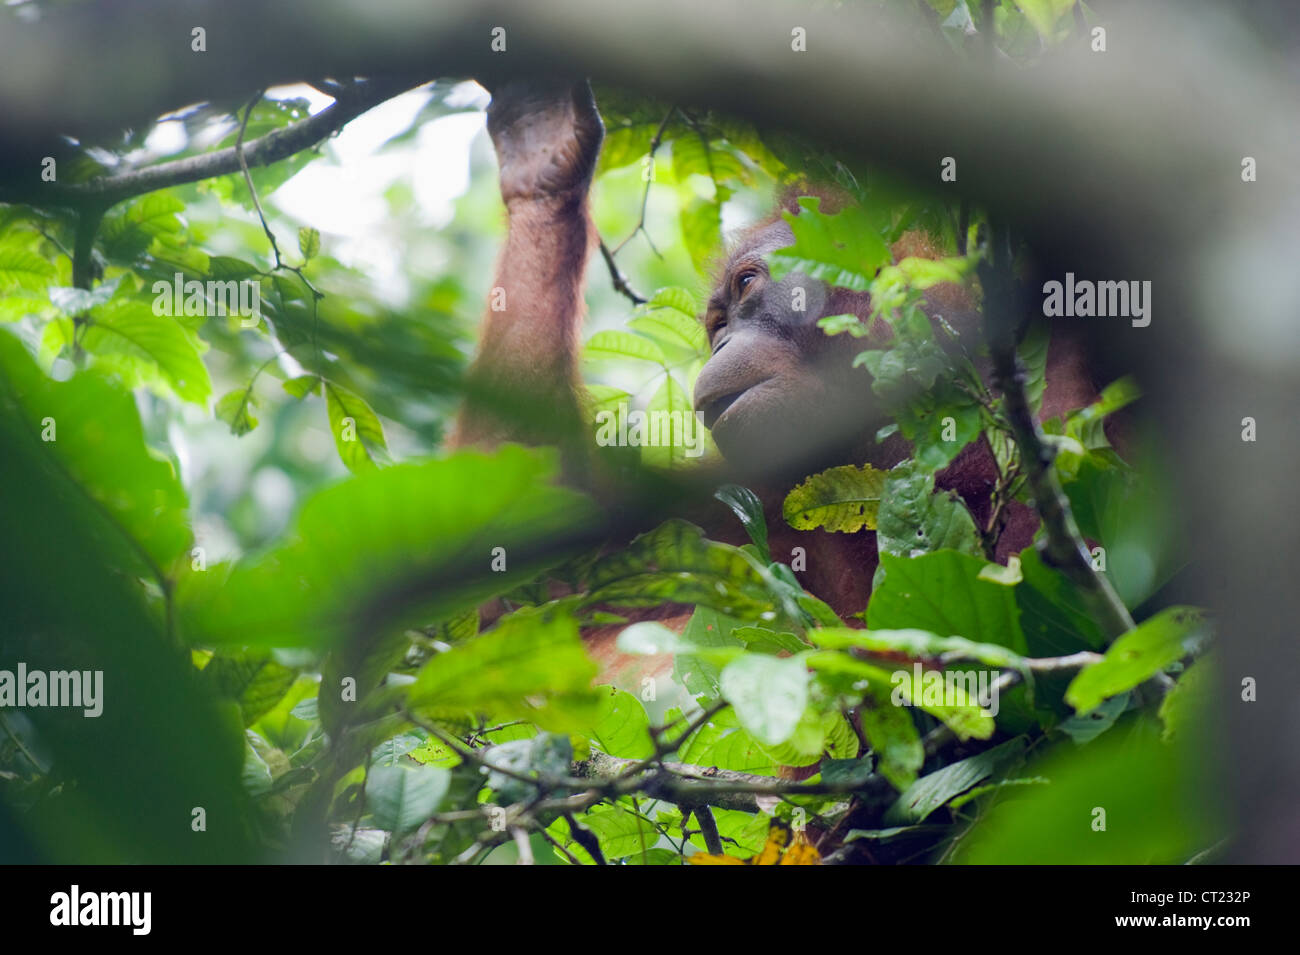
[783,464,888,532]
[690,819,820,865]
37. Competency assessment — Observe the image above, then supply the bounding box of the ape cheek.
[709,374,827,462]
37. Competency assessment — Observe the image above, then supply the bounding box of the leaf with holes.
[783,464,888,532]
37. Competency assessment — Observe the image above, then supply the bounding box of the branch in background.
[980,234,1134,640]
[597,237,647,305]
[610,106,675,257]
[689,806,724,856]
[0,76,426,211]
[576,751,892,814]
[978,228,1170,706]
[71,201,107,290]
[234,91,323,299]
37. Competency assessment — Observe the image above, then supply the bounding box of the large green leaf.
[583,329,666,366]
[714,484,770,561]
[175,446,598,648]
[886,737,1028,824]
[876,461,981,558]
[719,653,810,746]
[365,764,450,837]
[81,299,212,404]
[1014,546,1107,654]
[203,650,297,727]
[408,603,600,731]
[767,196,891,292]
[953,726,1218,864]
[1065,607,1207,714]
[0,239,57,292]
[868,551,1028,654]
[323,380,388,472]
[585,519,788,622]
[0,332,253,862]
[857,692,924,790]
[675,705,778,775]
[0,330,191,575]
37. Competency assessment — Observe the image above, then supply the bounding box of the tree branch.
[0,76,426,211]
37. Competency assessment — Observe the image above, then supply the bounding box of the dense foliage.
[0,0,1221,865]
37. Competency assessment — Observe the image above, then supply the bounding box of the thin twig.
[597,237,648,305]
[610,107,676,257]
[235,93,323,301]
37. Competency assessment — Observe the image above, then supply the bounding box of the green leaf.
[719,653,810,746]
[732,626,809,655]
[953,727,1216,863]
[947,776,1049,811]
[858,693,924,790]
[553,805,658,862]
[1159,656,1214,744]
[783,464,888,532]
[203,650,297,727]
[214,388,258,436]
[1062,450,1178,609]
[282,374,321,399]
[629,291,706,354]
[1055,692,1129,743]
[585,520,788,622]
[1015,0,1075,38]
[298,226,320,262]
[673,608,746,700]
[758,708,860,767]
[676,705,778,775]
[818,313,868,337]
[1015,546,1107,654]
[49,281,117,316]
[583,329,666,366]
[1065,606,1207,714]
[81,299,212,404]
[641,373,694,468]
[175,446,597,649]
[323,380,387,472]
[643,286,699,319]
[680,195,723,273]
[372,734,422,766]
[587,687,654,758]
[810,627,1026,671]
[0,331,191,574]
[714,483,770,560]
[0,239,57,292]
[596,122,661,174]
[767,196,891,292]
[1065,375,1140,450]
[365,764,450,836]
[1018,320,1051,415]
[886,736,1028,824]
[408,604,600,731]
[585,383,630,420]
[124,192,185,236]
[868,551,1028,654]
[876,461,981,558]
